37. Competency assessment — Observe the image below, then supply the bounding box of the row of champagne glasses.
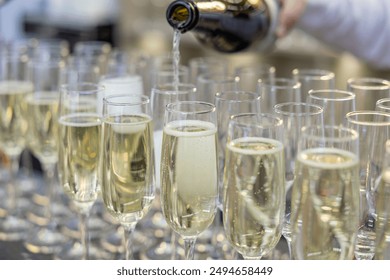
[0,39,113,260]
[149,54,368,258]
[56,40,154,260]
[102,91,390,261]
[57,49,390,260]
[2,35,390,260]
[220,110,390,260]
[76,49,390,260]
[159,101,390,260]
[0,48,32,242]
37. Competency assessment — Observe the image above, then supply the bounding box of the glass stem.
[42,163,56,222]
[78,211,90,260]
[170,230,177,260]
[286,240,292,259]
[123,223,136,260]
[212,209,222,246]
[7,156,20,213]
[183,237,196,260]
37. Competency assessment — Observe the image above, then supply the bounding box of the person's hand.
[276,0,308,37]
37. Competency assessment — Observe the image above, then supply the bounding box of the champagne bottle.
[166,0,280,53]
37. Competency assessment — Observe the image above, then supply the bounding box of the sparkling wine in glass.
[101,94,155,260]
[161,101,218,260]
[0,49,33,241]
[223,113,285,259]
[214,90,261,259]
[143,83,196,260]
[291,125,360,260]
[57,83,104,259]
[23,56,70,255]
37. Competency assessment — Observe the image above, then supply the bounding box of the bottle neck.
[166,0,199,33]
[166,0,279,53]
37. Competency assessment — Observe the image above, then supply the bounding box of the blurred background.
[1,0,390,84]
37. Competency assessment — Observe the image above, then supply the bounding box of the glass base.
[0,196,32,219]
[23,225,70,255]
[99,226,156,259]
[99,226,124,255]
[60,215,114,240]
[25,202,72,227]
[139,240,184,260]
[0,215,31,241]
[54,240,113,260]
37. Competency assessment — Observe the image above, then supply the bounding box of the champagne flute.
[0,49,32,241]
[345,111,390,260]
[161,101,218,260]
[214,90,261,258]
[57,83,104,260]
[223,113,285,260]
[2,41,37,198]
[375,140,390,259]
[141,83,196,260]
[101,94,155,260]
[23,56,70,254]
[273,103,324,259]
[291,125,360,259]
[98,74,149,257]
[56,58,112,257]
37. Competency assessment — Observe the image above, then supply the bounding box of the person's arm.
[279,0,390,69]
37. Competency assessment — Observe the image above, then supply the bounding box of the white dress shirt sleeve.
[297,0,390,69]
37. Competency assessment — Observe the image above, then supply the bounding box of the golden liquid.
[101,115,155,225]
[0,81,32,157]
[161,120,218,238]
[223,137,285,258]
[58,113,102,208]
[291,148,360,260]
[171,5,190,23]
[25,92,59,165]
